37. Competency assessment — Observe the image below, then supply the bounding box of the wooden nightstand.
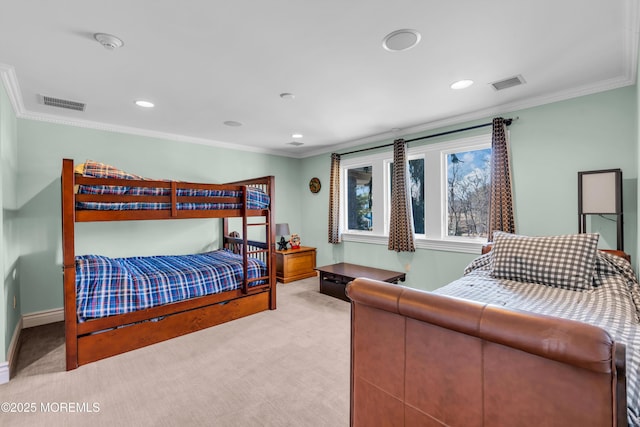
[275,246,317,283]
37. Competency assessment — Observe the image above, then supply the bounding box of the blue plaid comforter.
[75,160,270,210]
[76,187,270,211]
[75,249,267,322]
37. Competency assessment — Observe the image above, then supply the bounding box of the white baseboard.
[22,308,64,329]
[0,362,8,384]
[0,317,23,384]
[0,309,63,384]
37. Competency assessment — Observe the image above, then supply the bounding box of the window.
[341,133,491,253]
[346,166,373,231]
[447,148,491,238]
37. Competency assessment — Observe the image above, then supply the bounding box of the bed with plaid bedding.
[435,251,640,426]
[75,160,270,211]
[75,249,267,322]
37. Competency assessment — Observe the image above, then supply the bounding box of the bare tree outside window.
[447,148,491,237]
[347,166,373,231]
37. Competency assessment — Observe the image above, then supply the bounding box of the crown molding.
[626,0,640,82]
[0,64,303,158]
[1,60,635,162]
[18,109,282,155]
[0,63,25,115]
[300,74,635,159]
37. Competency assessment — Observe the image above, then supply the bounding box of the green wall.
[301,87,638,291]
[1,80,19,361]
[17,120,302,315]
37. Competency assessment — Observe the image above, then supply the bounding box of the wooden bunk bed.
[61,159,276,370]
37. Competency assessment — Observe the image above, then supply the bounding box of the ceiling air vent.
[287,141,304,147]
[39,94,86,111]
[490,75,525,91]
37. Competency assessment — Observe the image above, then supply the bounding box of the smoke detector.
[93,33,124,50]
[382,29,421,52]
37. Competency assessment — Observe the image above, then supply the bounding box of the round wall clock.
[309,177,321,193]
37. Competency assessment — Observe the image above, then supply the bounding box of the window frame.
[340,133,492,254]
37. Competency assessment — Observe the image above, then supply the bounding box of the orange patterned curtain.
[328,153,341,244]
[488,117,516,241]
[388,139,415,252]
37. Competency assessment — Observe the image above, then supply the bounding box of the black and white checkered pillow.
[490,231,599,290]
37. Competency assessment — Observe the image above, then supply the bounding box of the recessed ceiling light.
[224,120,242,127]
[382,29,421,52]
[280,93,295,100]
[134,100,154,108]
[292,133,303,139]
[450,80,474,90]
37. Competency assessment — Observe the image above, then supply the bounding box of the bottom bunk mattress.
[435,251,640,426]
[75,249,267,322]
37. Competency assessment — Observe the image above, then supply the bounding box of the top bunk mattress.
[74,160,270,211]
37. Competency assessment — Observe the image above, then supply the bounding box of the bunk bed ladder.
[241,186,249,294]
[265,176,276,309]
[222,176,276,309]
[244,179,275,302]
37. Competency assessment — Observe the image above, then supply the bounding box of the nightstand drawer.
[287,252,315,274]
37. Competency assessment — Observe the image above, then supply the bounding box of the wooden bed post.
[267,176,276,309]
[241,186,249,294]
[61,159,78,370]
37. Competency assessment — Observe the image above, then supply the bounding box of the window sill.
[341,233,486,254]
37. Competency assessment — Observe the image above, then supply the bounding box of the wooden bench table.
[315,262,406,301]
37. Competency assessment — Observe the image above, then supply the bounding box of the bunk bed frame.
[61,158,276,370]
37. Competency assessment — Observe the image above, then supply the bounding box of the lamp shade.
[577,168,623,251]
[276,223,290,236]
[578,169,621,214]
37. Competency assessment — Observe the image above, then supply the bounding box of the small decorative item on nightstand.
[289,233,301,249]
[276,223,290,251]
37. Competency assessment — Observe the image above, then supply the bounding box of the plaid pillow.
[490,231,599,290]
[79,160,168,196]
[77,160,141,195]
[82,160,144,181]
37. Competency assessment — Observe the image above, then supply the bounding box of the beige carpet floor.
[0,278,350,426]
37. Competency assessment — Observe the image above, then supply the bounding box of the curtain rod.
[339,117,516,157]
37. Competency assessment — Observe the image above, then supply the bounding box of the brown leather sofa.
[347,278,628,427]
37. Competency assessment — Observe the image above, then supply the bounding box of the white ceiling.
[0,0,638,158]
